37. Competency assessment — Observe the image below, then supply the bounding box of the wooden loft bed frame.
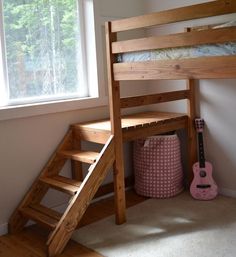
[105,0,236,225]
[8,1,236,256]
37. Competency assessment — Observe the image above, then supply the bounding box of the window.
[0,0,98,107]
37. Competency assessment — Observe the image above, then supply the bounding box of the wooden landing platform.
[73,111,188,142]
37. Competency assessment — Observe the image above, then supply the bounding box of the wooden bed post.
[185,27,197,186]
[186,79,197,186]
[105,21,126,224]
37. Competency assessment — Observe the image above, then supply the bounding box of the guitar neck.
[198,132,205,168]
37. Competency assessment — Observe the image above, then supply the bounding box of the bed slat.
[111,0,236,33]
[114,56,236,80]
[120,90,190,109]
[112,27,236,54]
[123,117,188,142]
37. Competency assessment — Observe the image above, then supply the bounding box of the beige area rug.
[73,192,236,257]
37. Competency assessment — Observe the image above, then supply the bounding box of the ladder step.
[39,175,82,195]
[58,150,100,164]
[30,204,62,221]
[20,205,61,230]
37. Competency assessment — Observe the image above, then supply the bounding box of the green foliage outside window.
[3,0,82,100]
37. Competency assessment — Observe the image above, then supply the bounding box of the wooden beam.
[123,118,188,142]
[71,129,83,181]
[111,0,236,32]
[120,90,190,109]
[73,127,111,144]
[112,27,236,54]
[105,22,126,225]
[47,136,115,257]
[185,27,198,187]
[93,175,134,199]
[114,56,236,81]
[186,79,197,186]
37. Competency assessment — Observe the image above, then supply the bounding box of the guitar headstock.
[195,118,205,133]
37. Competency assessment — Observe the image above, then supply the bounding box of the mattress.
[117,20,236,63]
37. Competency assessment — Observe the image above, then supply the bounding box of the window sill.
[0,96,108,121]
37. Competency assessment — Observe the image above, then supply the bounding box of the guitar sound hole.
[197,184,211,189]
[200,170,207,177]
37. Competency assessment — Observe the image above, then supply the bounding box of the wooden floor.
[0,190,147,257]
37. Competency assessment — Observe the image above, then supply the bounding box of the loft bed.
[8,1,236,256]
[105,0,236,225]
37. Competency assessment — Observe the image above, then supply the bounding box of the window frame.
[0,0,107,121]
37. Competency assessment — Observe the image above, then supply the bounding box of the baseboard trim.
[219,187,236,198]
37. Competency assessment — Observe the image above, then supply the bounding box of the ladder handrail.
[47,135,115,256]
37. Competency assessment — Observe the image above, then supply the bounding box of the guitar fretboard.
[198,132,205,168]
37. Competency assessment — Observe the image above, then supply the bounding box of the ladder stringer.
[8,129,74,234]
[47,135,115,257]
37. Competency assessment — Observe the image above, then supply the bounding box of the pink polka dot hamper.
[133,134,184,198]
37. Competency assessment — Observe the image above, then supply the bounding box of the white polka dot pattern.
[133,134,184,198]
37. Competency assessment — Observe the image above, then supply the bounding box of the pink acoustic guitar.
[190,118,218,200]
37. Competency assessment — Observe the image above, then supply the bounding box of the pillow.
[213,20,236,29]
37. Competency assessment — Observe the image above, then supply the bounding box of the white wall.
[0,0,146,235]
[99,0,145,18]
[145,0,236,196]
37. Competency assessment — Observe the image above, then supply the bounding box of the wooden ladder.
[8,125,114,257]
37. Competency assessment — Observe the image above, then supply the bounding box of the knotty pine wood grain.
[186,79,197,186]
[0,225,102,257]
[0,190,146,257]
[120,90,190,109]
[73,111,187,134]
[47,137,115,256]
[111,0,236,32]
[112,27,236,54]
[114,56,236,81]
[106,21,127,226]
